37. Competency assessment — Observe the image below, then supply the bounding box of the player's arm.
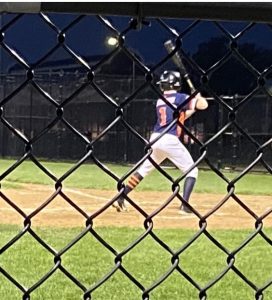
[195,93,208,110]
[184,109,195,120]
[184,93,208,120]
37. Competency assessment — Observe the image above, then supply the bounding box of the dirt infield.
[0,184,271,229]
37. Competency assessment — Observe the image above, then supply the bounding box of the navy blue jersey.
[153,90,196,136]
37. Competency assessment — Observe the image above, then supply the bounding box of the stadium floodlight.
[106,36,118,47]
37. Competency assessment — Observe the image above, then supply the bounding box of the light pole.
[106,36,136,92]
[105,36,129,161]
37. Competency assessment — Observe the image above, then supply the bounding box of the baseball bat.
[164,40,196,93]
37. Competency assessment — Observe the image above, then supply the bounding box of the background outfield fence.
[0,72,271,167]
[0,2,272,300]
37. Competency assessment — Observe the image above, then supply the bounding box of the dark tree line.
[192,36,272,95]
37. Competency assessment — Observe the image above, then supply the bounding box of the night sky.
[1,12,272,71]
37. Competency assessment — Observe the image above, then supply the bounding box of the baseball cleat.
[178,205,192,214]
[112,198,128,212]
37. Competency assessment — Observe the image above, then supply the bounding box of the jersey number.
[159,107,167,126]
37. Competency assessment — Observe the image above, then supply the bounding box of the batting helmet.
[157,70,181,90]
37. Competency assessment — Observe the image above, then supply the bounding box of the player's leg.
[181,176,197,212]
[114,134,166,212]
[114,155,165,212]
[166,137,198,213]
[113,171,144,212]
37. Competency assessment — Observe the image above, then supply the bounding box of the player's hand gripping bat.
[164,40,196,93]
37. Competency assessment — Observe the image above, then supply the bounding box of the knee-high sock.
[183,177,196,203]
[124,172,143,195]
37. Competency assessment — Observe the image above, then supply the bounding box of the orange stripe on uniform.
[177,111,185,137]
[127,175,140,189]
[127,182,135,189]
[131,175,140,184]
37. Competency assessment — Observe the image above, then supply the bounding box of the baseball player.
[113,70,208,214]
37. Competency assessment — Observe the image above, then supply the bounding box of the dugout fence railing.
[0,3,271,300]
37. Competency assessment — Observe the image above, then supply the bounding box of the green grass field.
[0,159,271,195]
[0,159,271,299]
[1,225,272,300]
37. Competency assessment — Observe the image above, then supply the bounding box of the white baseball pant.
[137,132,198,179]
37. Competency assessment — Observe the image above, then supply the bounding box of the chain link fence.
[0,3,272,300]
[1,72,271,168]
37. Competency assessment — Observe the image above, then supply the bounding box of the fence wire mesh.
[0,11,271,300]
